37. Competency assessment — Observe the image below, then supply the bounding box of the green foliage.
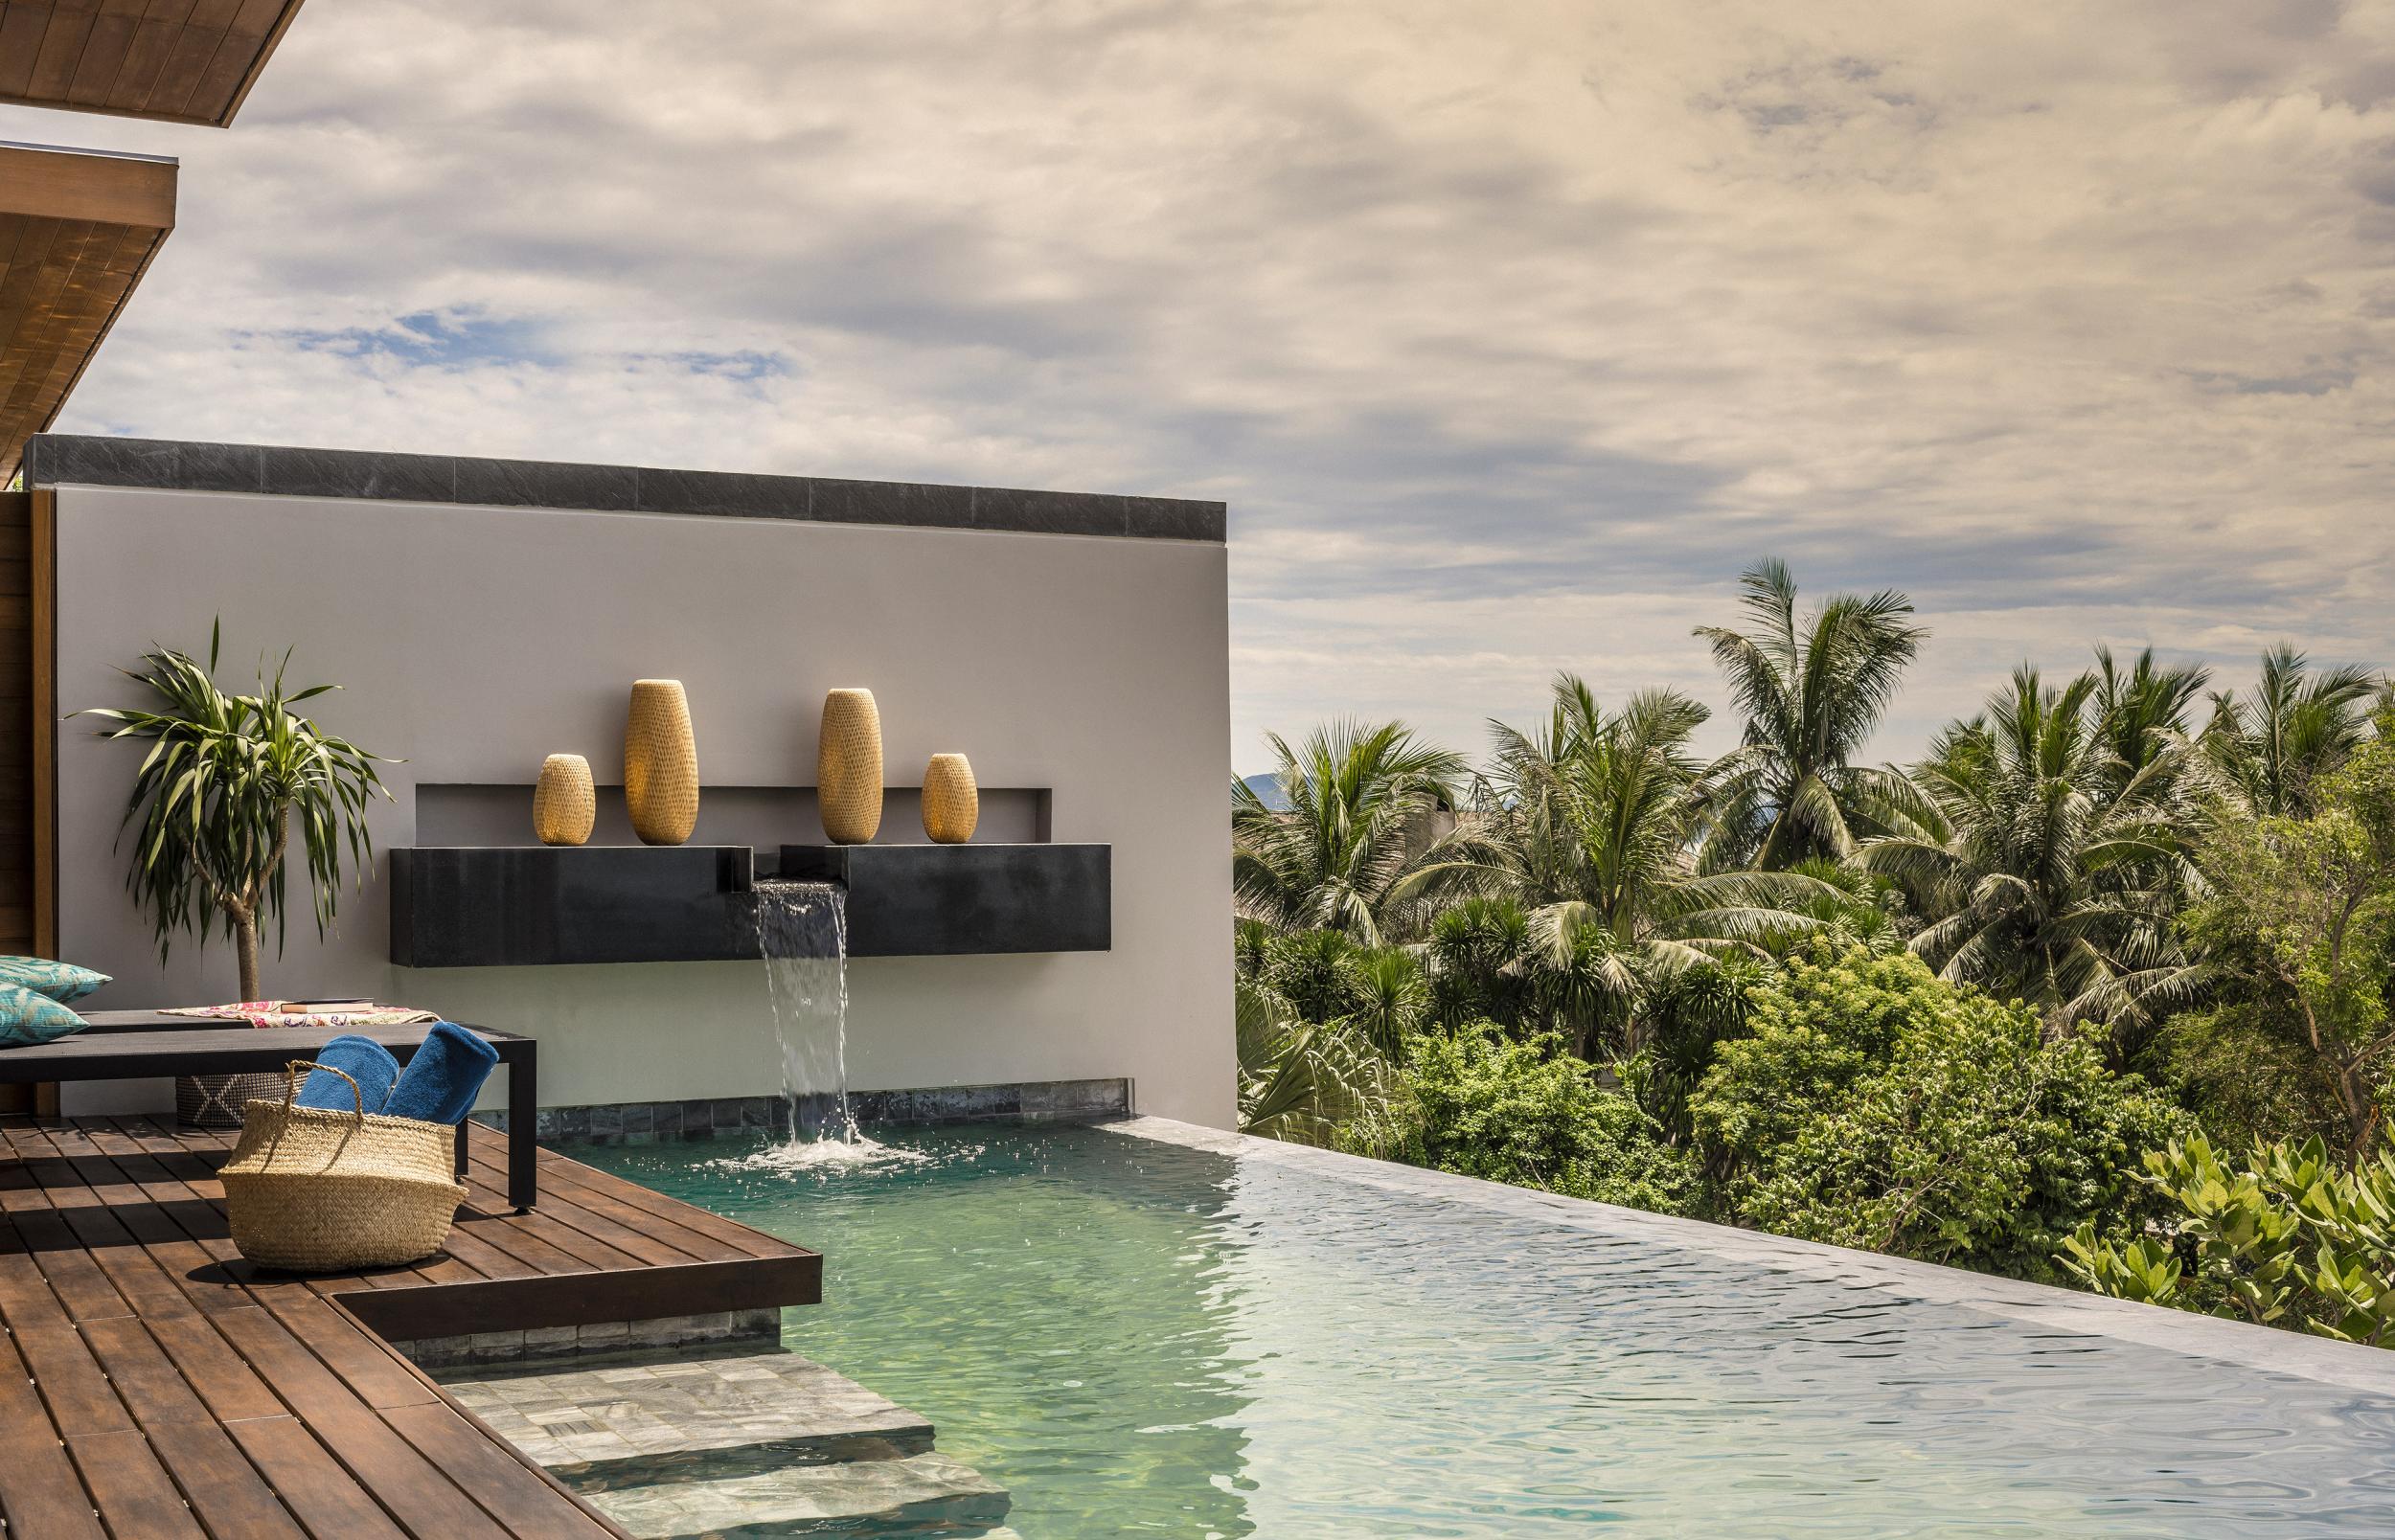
[2137,1004,2347,1152]
[2061,1136,2395,1347]
[2203,645,2381,819]
[1460,671,1840,1055]
[79,624,392,1001]
[1426,897,1531,1029]
[2187,730,2395,1152]
[1863,657,2201,1037]
[1691,941,2189,1281]
[1363,1021,1694,1213]
[1234,975,1392,1146]
[1231,720,1470,944]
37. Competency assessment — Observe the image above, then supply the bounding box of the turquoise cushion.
[0,957,108,1004]
[0,982,87,1048]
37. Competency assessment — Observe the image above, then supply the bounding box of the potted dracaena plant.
[80,622,394,1006]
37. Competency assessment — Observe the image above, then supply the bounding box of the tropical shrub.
[2061,1136,2395,1348]
[2182,729,2395,1154]
[1690,940,2188,1281]
[2137,1004,2348,1152]
[1361,1021,1695,1213]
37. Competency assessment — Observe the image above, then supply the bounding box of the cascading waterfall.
[751,878,857,1143]
[738,877,922,1173]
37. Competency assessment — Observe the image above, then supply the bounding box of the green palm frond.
[78,623,395,993]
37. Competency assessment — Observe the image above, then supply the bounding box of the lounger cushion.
[0,956,109,1004]
[0,982,88,1048]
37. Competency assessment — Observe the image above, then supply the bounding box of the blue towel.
[383,1022,498,1126]
[296,1034,400,1114]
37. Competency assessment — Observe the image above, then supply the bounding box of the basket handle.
[282,1060,365,1122]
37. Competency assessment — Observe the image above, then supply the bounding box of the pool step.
[439,1347,935,1483]
[582,1451,1012,1539]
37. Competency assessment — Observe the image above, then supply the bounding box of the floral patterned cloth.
[162,1001,441,1030]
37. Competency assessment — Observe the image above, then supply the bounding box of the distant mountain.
[1236,772,1290,811]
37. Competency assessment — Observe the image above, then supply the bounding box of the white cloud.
[11,0,2394,774]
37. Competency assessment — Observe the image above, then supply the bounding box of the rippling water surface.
[574,1123,2395,1538]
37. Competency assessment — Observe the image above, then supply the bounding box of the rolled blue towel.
[383,1022,499,1126]
[296,1034,401,1114]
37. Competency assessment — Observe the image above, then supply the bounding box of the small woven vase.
[533,754,596,846]
[625,680,699,846]
[818,689,883,844]
[923,753,978,843]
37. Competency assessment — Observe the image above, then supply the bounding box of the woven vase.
[625,680,699,846]
[533,754,596,846]
[922,753,978,844]
[817,689,883,844]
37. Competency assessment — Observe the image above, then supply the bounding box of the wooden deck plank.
[141,1417,312,1540]
[527,1144,799,1259]
[470,1148,745,1266]
[145,1308,288,1423]
[381,1402,619,1540]
[63,1427,206,1539]
[0,1327,106,1539]
[79,1313,215,1428]
[2,1116,821,1540]
[226,1415,413,1540]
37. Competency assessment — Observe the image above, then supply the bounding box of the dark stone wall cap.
[26,434,1225,543]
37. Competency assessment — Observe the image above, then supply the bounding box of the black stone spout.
[390,846,755,967]
[777,844,1111,957]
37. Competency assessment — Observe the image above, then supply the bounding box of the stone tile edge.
[1107,1115,2395,1398]
[480,1077,1135,1146]
[25,433,1226,543]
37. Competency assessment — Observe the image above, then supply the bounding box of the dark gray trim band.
[25,434,1225,542]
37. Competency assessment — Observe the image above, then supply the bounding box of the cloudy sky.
[12,0,2394,774]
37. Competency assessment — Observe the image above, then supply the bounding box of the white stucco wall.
[52,483,1234,1125]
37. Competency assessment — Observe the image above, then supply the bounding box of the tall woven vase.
[625,680,699,846]
[817,689,883,844]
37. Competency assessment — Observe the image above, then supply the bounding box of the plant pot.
[178,1071,285,1130]
[625,680,699,846]
[922,753,978,843]
[817,689,883,844]
[533,754,596,846]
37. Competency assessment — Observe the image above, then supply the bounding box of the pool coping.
[1111,1116,2395,1399]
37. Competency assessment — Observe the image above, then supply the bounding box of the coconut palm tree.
[2203,644,2382,818]
[2090,645,2210,793]
[1861,665,2198,1034]
[1693,559,1927,871]
[1232,720,1470,944]
[1467,673,1836,1054]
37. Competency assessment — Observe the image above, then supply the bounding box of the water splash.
[730,877,924,1175]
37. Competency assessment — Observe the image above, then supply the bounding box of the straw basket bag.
[219,1061,468,1273]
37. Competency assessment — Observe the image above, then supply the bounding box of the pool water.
[574,1122,2395,1538]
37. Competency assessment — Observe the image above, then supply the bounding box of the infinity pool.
[575,1120,2395,1537]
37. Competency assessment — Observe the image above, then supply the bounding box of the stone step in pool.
[438,1342,1010,1534]
[584,1452,1012,1539]
[441,1347,937,1483]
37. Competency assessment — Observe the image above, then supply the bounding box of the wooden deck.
[0,1117,823,1538]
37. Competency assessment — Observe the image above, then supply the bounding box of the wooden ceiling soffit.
[0,0,308,127]
[0,142,176,485]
